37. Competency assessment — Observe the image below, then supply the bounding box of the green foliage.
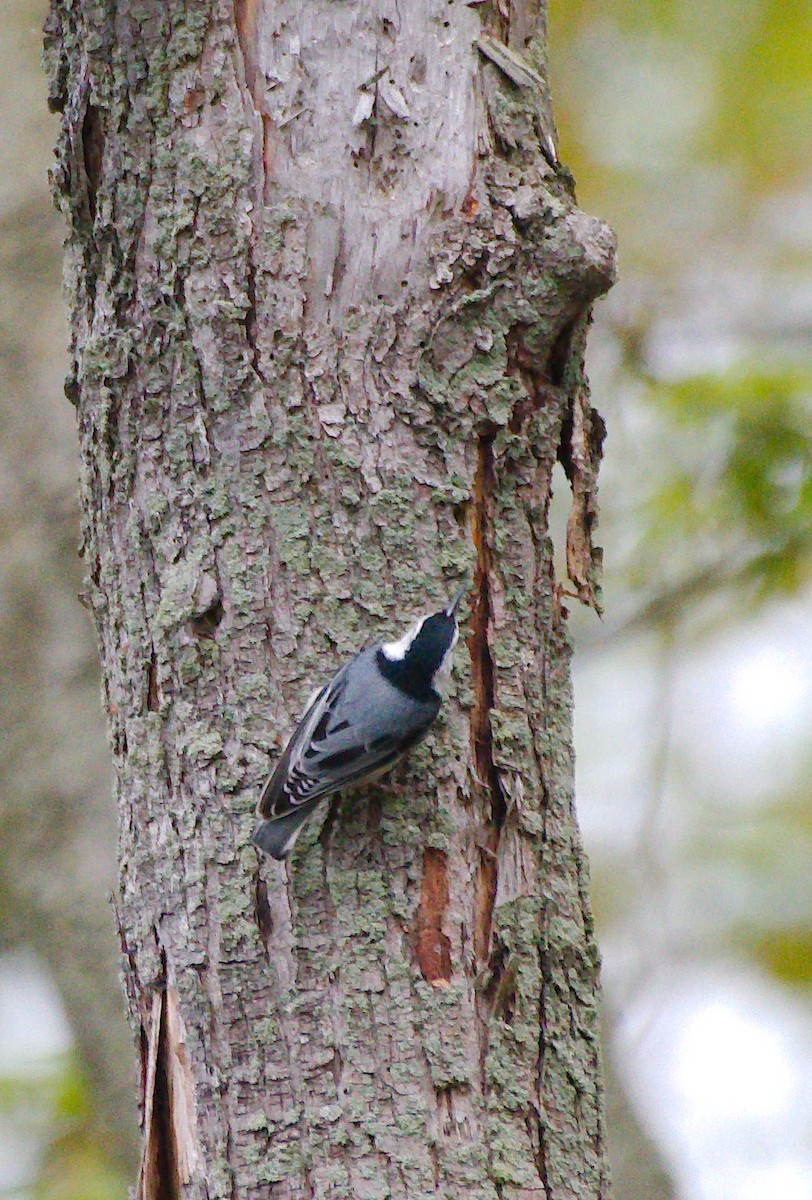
[750,927,812,987]
[0,1055,127,1200]
[550,0,812,191]
[641,365,812,598]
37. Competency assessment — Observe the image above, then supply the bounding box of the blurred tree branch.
[0,188,137,1175]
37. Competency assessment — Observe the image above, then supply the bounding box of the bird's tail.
[251,801,321,861]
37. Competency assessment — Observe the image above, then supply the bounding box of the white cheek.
[382,618,423,662]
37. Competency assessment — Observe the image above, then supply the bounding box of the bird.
[252,587,466,861]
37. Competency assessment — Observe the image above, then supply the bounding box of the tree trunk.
[45,1,616,1196]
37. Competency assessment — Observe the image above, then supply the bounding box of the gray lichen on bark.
[45,0,616,1196]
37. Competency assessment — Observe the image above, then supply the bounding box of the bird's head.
[379,587,466,698]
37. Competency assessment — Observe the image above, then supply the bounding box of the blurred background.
[0,0,810,1197]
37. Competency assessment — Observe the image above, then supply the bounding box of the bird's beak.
[445,585,467,617]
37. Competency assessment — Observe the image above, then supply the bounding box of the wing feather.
[257,662,437,823]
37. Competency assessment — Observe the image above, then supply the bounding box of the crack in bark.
[137,950,201,1200]
[147,650,159,713]
[138,969,180,1200]
[535,941,551,1199]
[253,871,273,955]
[415,847,452,984]
[152,992,182,1200]
[529,1110,551,1200]
[469,432,507,970]
[316,790,344,859]
[506,320,570,434]
[243,255,267,383]
[480,934,512,1013]
[81,102,104,222]
[468,433,505,826]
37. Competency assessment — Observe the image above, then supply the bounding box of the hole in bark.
[410,53,427,85]
[82,103,104,221]
[415,848,452,983]
[556,394,575,482]
[253,873,273,952]
[189,598,223,639]
[548,316,577,388]
[147,652,159,713]
[461,254,488,290]
[452,499,470,527]
[550,318,583,485]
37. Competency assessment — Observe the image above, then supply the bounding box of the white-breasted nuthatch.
[252,587,466,861]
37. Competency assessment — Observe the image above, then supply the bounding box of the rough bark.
[45,0,616,1196]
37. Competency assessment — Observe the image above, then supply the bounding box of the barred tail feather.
[251,802,321,861]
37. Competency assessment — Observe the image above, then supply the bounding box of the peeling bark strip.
[415,847,452,983]
[138,984,200,1200]
[46,0,616,1196]
[137,992,164,1200]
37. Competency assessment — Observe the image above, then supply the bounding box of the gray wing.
[258,649,440,822]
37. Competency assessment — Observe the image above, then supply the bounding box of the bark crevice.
[469,432,507,969]
[138,981,180,1200]
[468,432,506,829]
[252,872,273,955]
[81,102,104,222]
[138,960,202,1200]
